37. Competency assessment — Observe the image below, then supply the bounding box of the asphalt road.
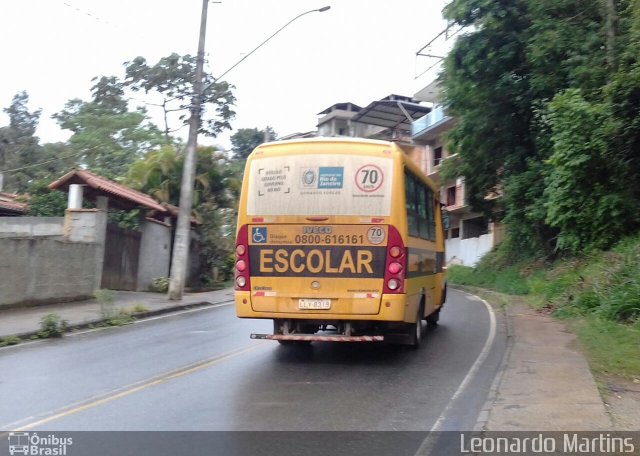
[0,289,506,432]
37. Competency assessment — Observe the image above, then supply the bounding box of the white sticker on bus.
[247,154,393,216]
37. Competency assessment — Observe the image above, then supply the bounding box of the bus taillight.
[235,225,251,291]
[384,225,406,294]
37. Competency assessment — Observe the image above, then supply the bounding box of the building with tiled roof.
[0,192,27,216]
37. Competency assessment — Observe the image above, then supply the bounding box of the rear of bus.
[234,138,436,344]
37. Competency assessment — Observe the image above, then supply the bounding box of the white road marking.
[1,341,266,432]
[430,292,497,432]
[413,291,498,455]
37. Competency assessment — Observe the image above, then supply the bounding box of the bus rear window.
[246,154,393,216]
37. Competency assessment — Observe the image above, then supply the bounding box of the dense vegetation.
[449,236,640,323]
[441,0,640,378]
[441,0,640,254]
[448,235,640,377]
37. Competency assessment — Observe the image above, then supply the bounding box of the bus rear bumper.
[235,292,408,322]
[251,333,385,342]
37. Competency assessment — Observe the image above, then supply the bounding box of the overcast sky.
[0,0,449,149]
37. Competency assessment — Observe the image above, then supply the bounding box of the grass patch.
[574,318,640,379]
[0,335,22,347]
[131,304,150,314]
[94,290,136,326]
[548,235,640,322]
[449,234,640,378]
[448,264,529,295]
[102,308,135,326]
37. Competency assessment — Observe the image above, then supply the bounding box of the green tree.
[21,180,67,217]
[230,126,276,160]
[123,53,236,141]
[442,0,535,223]
[606,0,640,215]
[126,144,241,283]
[543,89,637,252]
[0,91,43,192]
[37,142,78,180]
[53,76,165,179]
[127,145,239,216]
[439,0,636,254]
[126,145,182,204]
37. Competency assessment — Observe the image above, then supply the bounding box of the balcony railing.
[411,105,449,138]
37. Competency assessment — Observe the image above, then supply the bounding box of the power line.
[0,148,91,173]
[59,1,143,37]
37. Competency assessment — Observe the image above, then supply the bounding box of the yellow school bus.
[234,137,446,346]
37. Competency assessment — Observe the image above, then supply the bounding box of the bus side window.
[417,185,430,240]
[425,188,436,241]
[405,172,419,237]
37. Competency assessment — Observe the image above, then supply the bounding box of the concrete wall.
[63,208,107,289]
[64,209,104,242]
[0,217,64,237]
[0,237,97,307]
[0,209,107,307]
[136,218,171,291]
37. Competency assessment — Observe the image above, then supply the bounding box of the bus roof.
[257,136,395,149]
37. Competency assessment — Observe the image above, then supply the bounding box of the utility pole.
[168,4,330,300]
[168,0,209,300]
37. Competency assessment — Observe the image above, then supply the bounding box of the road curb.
[476,299,515,432]
[451,287,515,433]
[0,300,224,343]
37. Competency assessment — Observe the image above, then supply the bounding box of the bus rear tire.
[409,308,423,348]
[426,308,440,328]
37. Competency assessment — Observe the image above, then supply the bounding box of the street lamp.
[212,6,331,83]
[168,5,331,300]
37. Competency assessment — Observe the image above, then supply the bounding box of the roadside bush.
[0,336,22,347]
[551,236,640,322]
[149,277,169,293]
[38,314,67,338]
[460,234,640,324]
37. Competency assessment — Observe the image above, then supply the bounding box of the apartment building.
[286,88,502,266]
[411,80,504,266]
[317,95,430,142]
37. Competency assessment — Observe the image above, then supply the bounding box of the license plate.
[298,299,331,310]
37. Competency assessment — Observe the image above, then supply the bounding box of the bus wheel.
[409,309,423,348]
[426,308,440,328]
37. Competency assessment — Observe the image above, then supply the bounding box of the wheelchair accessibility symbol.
[252,227,267,244]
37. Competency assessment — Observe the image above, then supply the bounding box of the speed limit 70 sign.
[355,164,384,193]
